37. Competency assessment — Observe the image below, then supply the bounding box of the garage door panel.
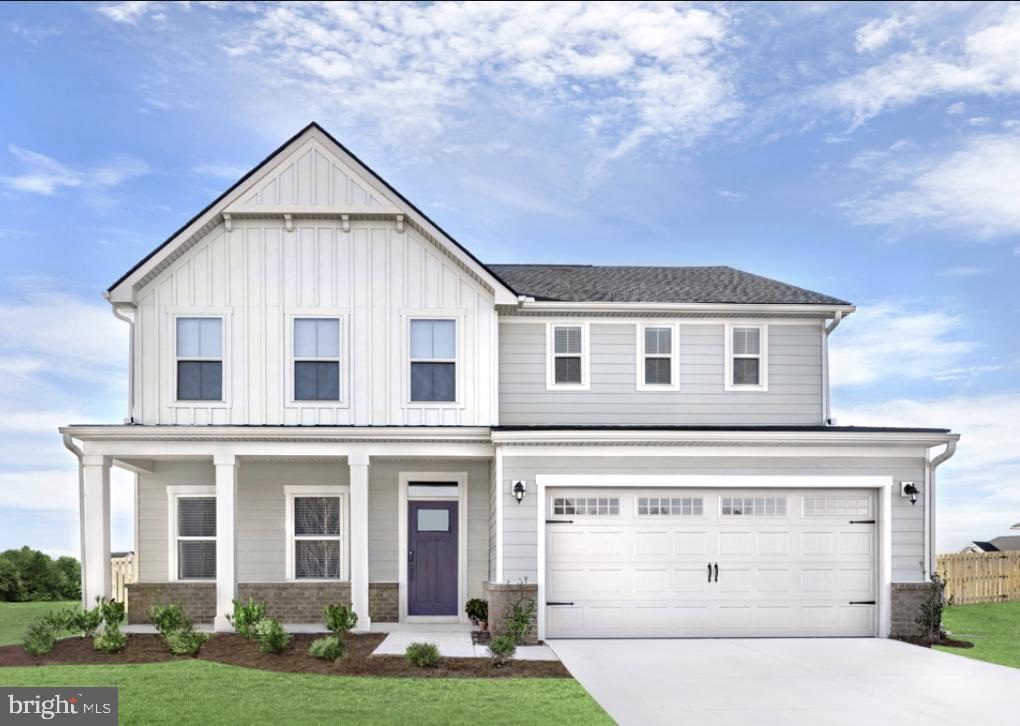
[590,531,625,556]
[549,530,588,557]
[839,531,873,556]
[757,569,791,592]
[719,531,753,555]
[757,531,791,556]
[674,531,708,555]
[838,568,875,594]
[590,568,625,593]
[634,530,671,557]
[634,568,671,593]
[674,567,710,593]
[801,531,835,555]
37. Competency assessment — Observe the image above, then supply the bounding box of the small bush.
[227,598,267,640]
[23,619,57,656]
[405,641,441,669]
[504,595,536,646]
[465,598,488,624]
[93,626,127,654]
[166,629,209,656]
[63,603,103,638]
[255,618,291,654]
[309,636,345,662]
[917,573,948,642]
[98,598,125,628]
[488,634,516,667]
[148,603,191,637]
[323,603,358,638]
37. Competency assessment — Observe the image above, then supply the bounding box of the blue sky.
[0,1,1018,557]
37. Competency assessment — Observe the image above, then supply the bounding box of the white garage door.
[545,488,877,638]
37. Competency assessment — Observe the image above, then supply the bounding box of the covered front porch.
[61,426,494,632]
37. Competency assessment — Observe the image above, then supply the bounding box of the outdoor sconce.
[901,482,919,506]
[512,480,527,504]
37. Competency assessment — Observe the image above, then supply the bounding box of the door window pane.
[417,508,450,532]
[408,483,459,497]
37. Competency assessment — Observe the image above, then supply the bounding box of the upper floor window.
[410,319,456,402]
[176,317,223,401]
[725,324,767,391]
[547,323,589,389]
[637,323,678,390]
[294,318,341,401]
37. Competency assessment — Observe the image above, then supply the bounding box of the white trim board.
[166,484,216,582]
[397,471,469,624]
[533,474,893,641]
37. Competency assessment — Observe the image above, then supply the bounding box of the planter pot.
[480,621,488,631]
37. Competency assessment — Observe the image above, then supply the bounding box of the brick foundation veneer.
[891,582,934,638]
[238,582,352,624]
[484,581,538,644]
[369,583,399,622]
[126,582,215,624]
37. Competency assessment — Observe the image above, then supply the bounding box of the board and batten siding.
[498,321,824,425]
[133,218,497,426]
[499,454,928,585]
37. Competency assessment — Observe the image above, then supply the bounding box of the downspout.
[62,433,87,608]
[105,296,136,424]
[821,310,843,425]
[926,440,958,581]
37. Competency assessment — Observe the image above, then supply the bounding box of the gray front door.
[408,500,458,616]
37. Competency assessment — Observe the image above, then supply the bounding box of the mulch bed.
[895,635,974,649]
[0,634,571,679]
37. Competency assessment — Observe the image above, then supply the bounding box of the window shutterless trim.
[168,310,231,407]
[166,485,216,582]
[287,313,348,405]
[723,322,768,391]
[635,321,679,391]
[404,313,463,407]
[284,485,350,581]
[546,322,591,390]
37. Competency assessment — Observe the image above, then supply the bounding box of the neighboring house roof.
[1011,522,1020,530]
[487,264,850,305]
[967,541,999,552]
[988,536,1020,552]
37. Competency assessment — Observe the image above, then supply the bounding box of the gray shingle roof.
[989,536,1020,552]
[486,264,850,305]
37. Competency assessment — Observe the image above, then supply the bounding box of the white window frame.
[404,313,464,408]
[169,310,231,408]
[635,495,703,516]
[167,485,216,582]
[285,485,350,581]
[546,322,591,391]
[285,311,350,408]
[724,322,768,391]
[635,322,680,391]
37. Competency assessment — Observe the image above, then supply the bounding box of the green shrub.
[98,598,125,628]
[148,603,191,637]
[405,641,441,669]
[62,603,103,638]
[323,603,358,638]
[23,619,57,656]
[227,598,267,640]
[917,573,948,642]
[488,634,516,666]
[93,626,127,654]
[465,598,488,624]
[504,595,537,645]
[254,618,290,654]
[309,636,345,661]
[166,629,209,656]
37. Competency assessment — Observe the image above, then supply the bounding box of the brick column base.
[891,582,936,638]
[368,583,399,622]
[484,581,538,644]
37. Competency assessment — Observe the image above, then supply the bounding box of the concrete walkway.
[549,638,1020,726]
[372,630,559,660]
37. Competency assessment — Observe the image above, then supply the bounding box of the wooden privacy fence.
[937,552,1020,605]
[110,553,136,606]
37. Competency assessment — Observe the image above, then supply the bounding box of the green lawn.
[936,600,1020,669]
[0,660,610,725]
[0,601,75,646]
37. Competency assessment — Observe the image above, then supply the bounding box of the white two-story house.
[61,123,958,640]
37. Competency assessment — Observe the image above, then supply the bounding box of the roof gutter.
[511,301,857,317]
[62,433,88,608]
[105,295,136,423]
[822,310,844,425]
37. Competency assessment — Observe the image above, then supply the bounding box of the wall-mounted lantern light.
[901,482,919,506]
[512,480,527,504]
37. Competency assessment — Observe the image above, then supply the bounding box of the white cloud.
[191,163,246,179]
[967,116,992,127]
[822,5,1020,125]
[834,394,1020,551]
[941,266,990,278]
[717,189,747,202]
[829,302,978,388]
[0,146,150,196]
[94,2,166,25]
[842,133,1020,238]
[854,16,907,53]
[945,102,967,115]
[0,468,133,519]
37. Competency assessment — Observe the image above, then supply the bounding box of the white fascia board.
[511,301,857,318]
[60,425,492,443]
[491,429,959,447]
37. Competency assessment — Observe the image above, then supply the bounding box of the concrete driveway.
[549,638,1020,726]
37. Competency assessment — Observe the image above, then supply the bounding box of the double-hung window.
[548,323,588,389]
[294,318,341,401]
[638,324,677,389]
[287,493,343,579]
[176,317,223,401]
[175,496,216,580]
[726,324,767,390]
[410,319,456,402]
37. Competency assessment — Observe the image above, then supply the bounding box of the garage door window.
[637,497,703,516]
[721,496,786,516]
[803,496,870,517]
[552,496,619,516]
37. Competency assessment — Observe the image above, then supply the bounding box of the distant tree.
[0,547,80,602]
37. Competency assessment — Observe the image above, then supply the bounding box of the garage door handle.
[714,563,719,582]
[707,563,712,582]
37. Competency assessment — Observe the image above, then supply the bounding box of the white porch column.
[81,455,111,606]
[349,451,371,631]
[213,454,238,632]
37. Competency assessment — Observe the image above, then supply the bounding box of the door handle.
[408,549,414,562]
[707,563,712,582]
[713,563,719,582]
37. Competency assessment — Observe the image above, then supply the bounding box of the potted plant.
[465,598,488,630]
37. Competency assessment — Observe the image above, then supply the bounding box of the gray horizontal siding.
[500,455,927,585]
[498,321,824,425]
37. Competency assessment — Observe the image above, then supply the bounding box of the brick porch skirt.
[891,582,935,638]
[484,581,538,644]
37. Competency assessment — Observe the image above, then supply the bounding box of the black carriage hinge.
[545,519,574,524]
[848,600,876,605]
[546,601,574,606]
[849,519,876,524]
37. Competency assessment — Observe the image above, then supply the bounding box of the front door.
[408,500,458,616]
